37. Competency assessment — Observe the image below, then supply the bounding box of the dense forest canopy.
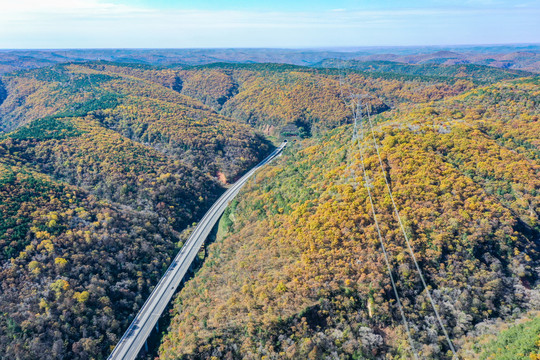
[0,59,538,359]
[1,46,539,74]
[316,60,533,83]
[158,77,540,359]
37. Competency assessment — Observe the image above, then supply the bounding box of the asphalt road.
[108,142,287,360]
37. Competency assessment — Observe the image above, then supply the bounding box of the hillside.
[0,160,186,359]
[0,64,272,181]
[186,63,479,135]
[1,46,539,74]
[158,78,540,359]
[0,63,272,359]
[0,60,538,360]
[317,60,532,83]
[79,62,481,138]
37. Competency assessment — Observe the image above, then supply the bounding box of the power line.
[335,61,458,358]
[341,79,419,358]
[353,98,419,360]
[363,104,459,359]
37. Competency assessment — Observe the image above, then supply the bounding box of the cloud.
[1,0,151,23]
[0,0,538,48]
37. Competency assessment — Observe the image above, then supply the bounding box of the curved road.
[108,142,287,360]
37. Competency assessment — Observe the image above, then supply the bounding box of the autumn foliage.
[0,61,537,359]
[158,78,539,360]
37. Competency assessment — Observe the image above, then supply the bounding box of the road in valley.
[108,141,287,360]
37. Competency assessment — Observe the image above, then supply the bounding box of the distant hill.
[0,58,538,359]
[57,62,480,138]
[316,60,533,83]
[0,63,272,359]
[0,45,539,74]
[159,77,540,360]
[358,51,540,72]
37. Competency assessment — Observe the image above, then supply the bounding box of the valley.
[0,55,538,360]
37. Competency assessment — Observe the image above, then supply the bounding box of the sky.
[0,0,538,49]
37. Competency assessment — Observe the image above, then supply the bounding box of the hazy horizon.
[1,43,539,53]
[1,0,538,49]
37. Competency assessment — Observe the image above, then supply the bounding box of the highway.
[108,141,287,360]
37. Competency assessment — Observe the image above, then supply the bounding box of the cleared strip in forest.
[363,103,458,358]
[352,99,419,360]
[336,62,458,358]
[333,62,418,358]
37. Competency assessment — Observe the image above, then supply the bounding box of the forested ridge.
[317,60,533,83]
[158,77,540,359]
[0,62,272,359]
[69,62,482,136]
[0,161,180,358]
[0,60,538,359]
[0,64,271,181]
[1,47,539,74]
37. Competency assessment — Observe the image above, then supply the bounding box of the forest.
[0,59,538,359]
